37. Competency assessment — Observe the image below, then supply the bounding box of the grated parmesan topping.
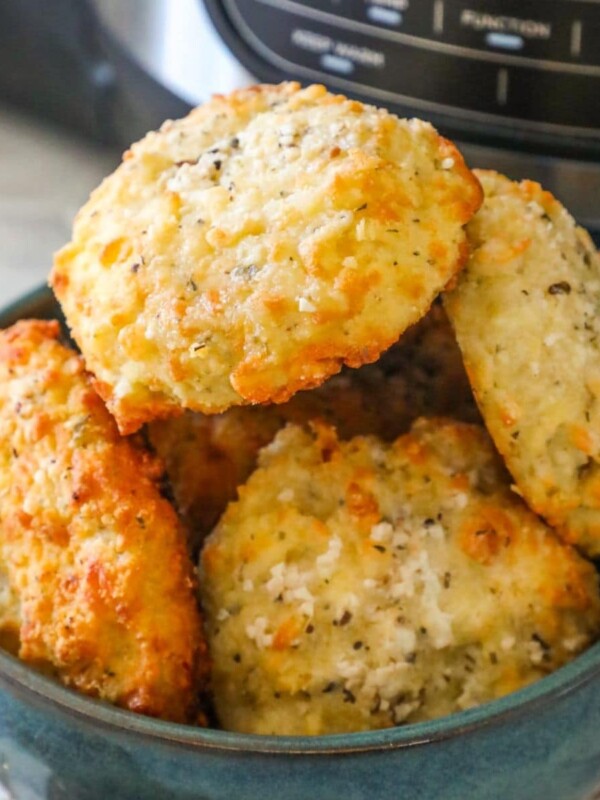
[246,617,273,649]
[370,521,393,543]
[277,488,295,503]
[265,562,316,617]
[297,297,317,313]
[315,535,342,576]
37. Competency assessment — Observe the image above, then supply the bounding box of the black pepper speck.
[548,281,571,295]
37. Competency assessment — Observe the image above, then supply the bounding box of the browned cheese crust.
[0,320,207,721]
[445,170,600,556]
[51,82,482,433]
[148,303,479,544]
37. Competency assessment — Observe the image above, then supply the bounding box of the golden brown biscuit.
[200,419,600,736]
[148,406,281,550]
[0,320,207,722]
[148,304,479,545]
[52,82,482,433]
[445,170,600,556]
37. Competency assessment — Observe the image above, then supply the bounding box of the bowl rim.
[1,284,599,756]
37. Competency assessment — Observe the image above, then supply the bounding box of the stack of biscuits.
[0,83,599,735]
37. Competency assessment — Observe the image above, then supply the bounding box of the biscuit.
[51,82,482,433]
[148,406,281,550]
[200,419,600,735]
[445,170,600,555]
[149,303,478,545]
[0,320,207,722]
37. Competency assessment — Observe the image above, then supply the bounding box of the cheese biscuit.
[52,82,481,433]
[200,419,600,735]
[0,320,207,722]
[445,170,600,555]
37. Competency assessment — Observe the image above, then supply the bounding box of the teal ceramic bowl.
[1,286,600,800]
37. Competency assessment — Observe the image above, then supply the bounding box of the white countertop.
[0,104,117,308]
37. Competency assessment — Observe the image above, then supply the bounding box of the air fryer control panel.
[207,0,600,149]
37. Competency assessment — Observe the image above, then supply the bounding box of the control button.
[255,0,434,37]
[289,25,385,72]
[363,0,432,35]
[441,1,573,63]
[320,53,355,73]
[459,9,551,41]
[485,32,524,52]
[365,6,403,27]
